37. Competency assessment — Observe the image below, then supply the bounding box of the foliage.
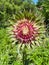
[37,0,49,36]
[0,0,34,28]
[0,29,23,65]
[28,38,49,65]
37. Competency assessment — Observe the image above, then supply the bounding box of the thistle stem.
[22,46,29,65]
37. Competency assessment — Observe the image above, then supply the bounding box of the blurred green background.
[0,0,49,65]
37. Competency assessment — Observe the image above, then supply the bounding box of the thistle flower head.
[13,19,39,43]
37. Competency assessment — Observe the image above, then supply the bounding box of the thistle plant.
[8,11,45,47]
[7,14,45,65]
[7,3,46,65]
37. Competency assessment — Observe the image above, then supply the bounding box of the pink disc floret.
[13,19,39,43]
